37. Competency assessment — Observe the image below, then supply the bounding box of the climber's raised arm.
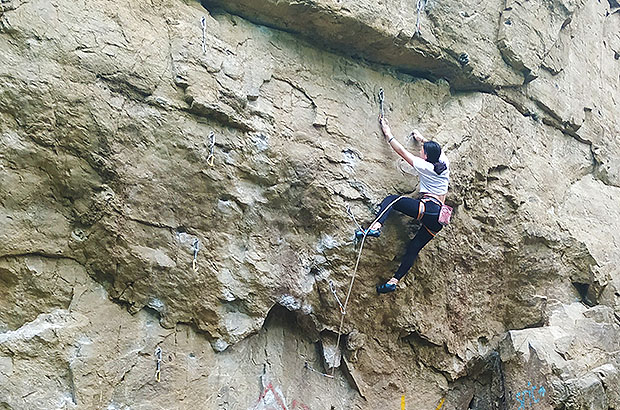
[379,117,419,167]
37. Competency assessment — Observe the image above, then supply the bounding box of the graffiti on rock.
[291,400,310,410]
[514,382,546,409]
[252,382,311,410]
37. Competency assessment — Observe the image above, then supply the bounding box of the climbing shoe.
[376,282,397,294]
[355,228,381,240]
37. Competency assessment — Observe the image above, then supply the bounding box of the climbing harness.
[417,194,453,226]
[192,238,200,272]
[328,280,346,314]
[155,346,162,382]
[201,16,207,53]
[415,0,426,35]
[330,194,407,376]
[415,194,453,234]
[206,131,215,166]
[378,88,385,119]
[416,195,442,220]
[304,361,334,379]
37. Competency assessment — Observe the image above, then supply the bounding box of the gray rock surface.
[0,0,618,408]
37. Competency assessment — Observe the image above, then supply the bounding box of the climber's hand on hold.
[411,129,427,143]
[379,116,391,139]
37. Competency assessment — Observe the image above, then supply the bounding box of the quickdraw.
[345,204,363,233]
[206,131,215,166]
[155,346,162,382]
[416,0,427,35]
[328,280,346,315]
[378,88,385,119]
[192,238,200,272]
[304,361,334,379]
[201,16,207,53]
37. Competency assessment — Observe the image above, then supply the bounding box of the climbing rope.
[329,194,408,377]
[192,238,200,272]
[345,204,364,233]
[304,361,334,379]
[328,280,346,314]
[325,88,417,376]
[206,131,215,166]
[201,16,207,53]
[155,346,162,382]
[416,0,427,35]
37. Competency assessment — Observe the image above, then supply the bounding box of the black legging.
[376,195,443,280]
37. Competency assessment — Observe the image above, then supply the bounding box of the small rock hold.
[147,298,165,313]
[346,329,366,351]
[321,340,341,369]
[316,234,338,252]
[212,339,229,352]
[71,229,86,242]
[279,294,301,311]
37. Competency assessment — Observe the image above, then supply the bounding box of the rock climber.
[356,117,450,294]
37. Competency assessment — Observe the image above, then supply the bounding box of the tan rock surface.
[0,0,618,408]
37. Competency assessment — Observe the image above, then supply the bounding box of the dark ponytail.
[423,141,447,175]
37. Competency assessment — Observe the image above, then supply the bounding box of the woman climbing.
[356,117,450,294]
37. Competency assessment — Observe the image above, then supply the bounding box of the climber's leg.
[377,223,440,294]
[369,196,421,230]
[393,226,435,280]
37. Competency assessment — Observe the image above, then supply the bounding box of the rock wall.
[0,0,619,409]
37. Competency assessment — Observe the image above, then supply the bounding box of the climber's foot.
[355,228,381,240]
[376,278,398,294]
[376,283,396,294]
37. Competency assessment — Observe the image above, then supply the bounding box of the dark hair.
[423,141,447,174]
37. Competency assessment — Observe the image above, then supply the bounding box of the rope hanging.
[304,361,335,379]
[345,204,364,233]
[302,89,414,379]
[325,88,428,378]
[329,193,407,377]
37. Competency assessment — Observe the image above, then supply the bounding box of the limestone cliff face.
[0,0,619,409]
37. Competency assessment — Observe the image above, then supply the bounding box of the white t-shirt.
[410,152,450,195]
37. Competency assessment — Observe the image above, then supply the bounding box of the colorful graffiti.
[515,382,546,409]
[253,382,311,410]
[291,400,310,410]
